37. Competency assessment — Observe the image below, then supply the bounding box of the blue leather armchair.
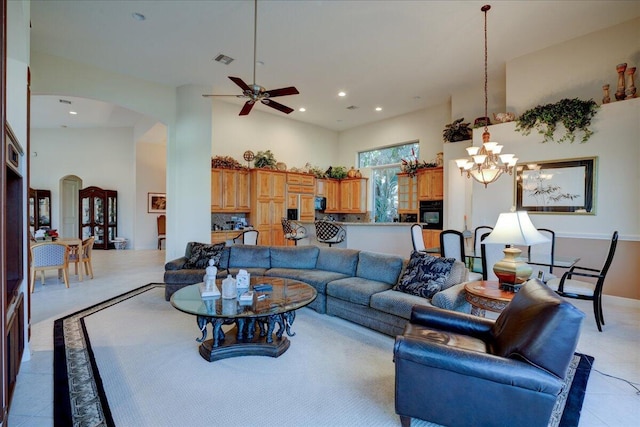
[394,279,584,427]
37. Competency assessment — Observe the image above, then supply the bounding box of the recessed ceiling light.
[375,107,382,111]
[69,111,77,115]
[338,91,346,97]
[132,12,146,21]
[298,107,306,112]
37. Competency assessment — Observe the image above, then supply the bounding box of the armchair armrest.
[394,335,562,394]
[164,257,188,271]
[410,305,494,339]
[564,266,603,280]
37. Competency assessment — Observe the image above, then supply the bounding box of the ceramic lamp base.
[492,247,532,293]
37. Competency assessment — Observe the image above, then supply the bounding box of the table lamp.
[482,211,550,292]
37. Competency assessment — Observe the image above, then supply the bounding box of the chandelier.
[455,4,517,188]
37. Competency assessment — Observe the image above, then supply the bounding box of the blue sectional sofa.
[164,243,471,336]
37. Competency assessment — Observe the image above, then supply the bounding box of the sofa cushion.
[164,268,205,284]
[270,246,319,269]
[228,245,271,269]
[264,268,349,294]
[327,277,393,307]
[443,260,468,290]
[183,242,225,269]
[315,248,359,275]
[370,289,435,320]
[394,252,456,299]
[356,251,403,285]
[490,278,585,378]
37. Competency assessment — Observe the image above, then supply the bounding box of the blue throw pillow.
[184,242,225,269]
[394,251,456,299]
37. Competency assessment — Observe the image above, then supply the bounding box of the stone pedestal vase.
[615,63,627,101]
[625,67,636,99]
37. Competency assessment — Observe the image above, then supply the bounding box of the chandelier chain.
[483,4,489,135]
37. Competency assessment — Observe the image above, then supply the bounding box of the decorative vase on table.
[615,63,627,101]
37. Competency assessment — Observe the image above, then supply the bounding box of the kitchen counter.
[298,222,421,258]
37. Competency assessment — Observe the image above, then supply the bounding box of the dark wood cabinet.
[28,188,51,234]
[79,186,118,249]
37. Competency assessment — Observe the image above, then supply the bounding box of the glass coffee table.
[170,276,317,362]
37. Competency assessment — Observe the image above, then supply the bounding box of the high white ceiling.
[29,0,640,132]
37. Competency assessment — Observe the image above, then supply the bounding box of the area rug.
[54,284,593,427]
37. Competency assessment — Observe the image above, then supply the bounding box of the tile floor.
[8,249,640,426]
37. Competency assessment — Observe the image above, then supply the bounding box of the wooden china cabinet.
[79,186,118,249]
[27,188,51,234]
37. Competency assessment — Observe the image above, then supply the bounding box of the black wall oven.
[419,200,443,229]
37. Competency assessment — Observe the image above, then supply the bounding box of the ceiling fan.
[202,0,299,115]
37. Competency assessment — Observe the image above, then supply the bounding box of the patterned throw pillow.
[394,251,456,299]
[184,242,225,269]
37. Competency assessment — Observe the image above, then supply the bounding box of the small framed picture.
[148,193,166,213]
[537,271,546,282]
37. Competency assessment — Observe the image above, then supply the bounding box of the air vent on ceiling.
[214,54,234,65]
[346,105,358,110]
[59,99,72,105]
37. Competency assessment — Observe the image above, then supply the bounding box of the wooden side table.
[464,281,515,317]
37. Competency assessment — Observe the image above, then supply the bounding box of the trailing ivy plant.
[515,98,599,143]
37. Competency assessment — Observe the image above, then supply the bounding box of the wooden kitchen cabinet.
[422,229,441,249]
[397,173,418,214]
[249,170,286,246]
[417,167,444,201]
[317,178,340,213]
[211,168,250,212]
[339,178,368,213]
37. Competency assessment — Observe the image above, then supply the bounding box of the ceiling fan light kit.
[202,0,299,116]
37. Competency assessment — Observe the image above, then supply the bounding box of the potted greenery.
[442,118,473,142]
[515,98,599,143]
[253,150,277,169]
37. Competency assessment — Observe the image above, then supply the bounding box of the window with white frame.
[358,142,419,222]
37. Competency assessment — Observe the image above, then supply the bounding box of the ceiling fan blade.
[239,100,255,116]
[265,86,299,98]
[202,94,245,98]
[228,76,252,92]
[261,99,294,114]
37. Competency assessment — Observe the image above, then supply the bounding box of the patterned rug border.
[53,283,593,427]
[53,283,164,427]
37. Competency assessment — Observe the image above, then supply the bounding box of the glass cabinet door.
[94,197,104,224]
[108,196,116,225]
[38,194,51,227]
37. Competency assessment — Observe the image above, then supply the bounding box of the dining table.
[464,250,580,275]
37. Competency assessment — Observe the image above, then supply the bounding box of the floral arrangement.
[211,155,246,169]
[401,149,436,177]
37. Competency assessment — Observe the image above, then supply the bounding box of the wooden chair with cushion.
[69,237,95,280]
[157,214,166,249]
[233,229,259,245]
[546,231,618,332]
[410,223,426,252]
[29,242,70,292]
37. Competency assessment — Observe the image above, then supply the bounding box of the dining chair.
[410,224,426,252]
[29,242,70,293]
[69,237,95,280]
[473,226,494,255]
[157,214,166,250]
[546,231,618,332]
[440,230,482,281]
[528,228,555,281]
[315,220,346,247]
[480,232,506,282]
[233,229,259,245]
[281,218,307,245]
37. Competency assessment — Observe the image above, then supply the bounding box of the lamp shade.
[482,211,550,246]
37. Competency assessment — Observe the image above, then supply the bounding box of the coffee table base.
[199,325,290,362]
